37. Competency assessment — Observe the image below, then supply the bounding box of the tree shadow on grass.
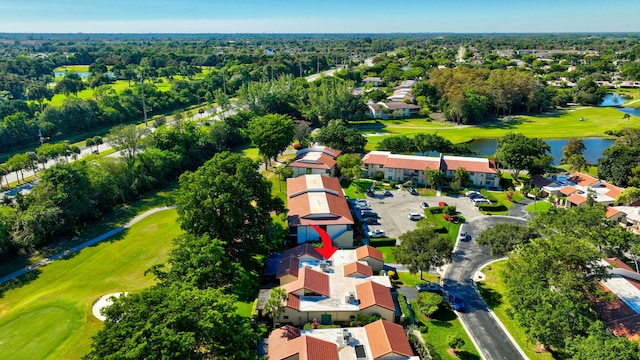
[477,284,504,309]
[457,350,481,360]
[0,268,41,299]
[476,117,525,130]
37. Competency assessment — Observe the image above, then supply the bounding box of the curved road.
[443,216,527,360]
[0,206,176,285]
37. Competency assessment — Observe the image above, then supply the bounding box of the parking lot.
[361,189,484,240]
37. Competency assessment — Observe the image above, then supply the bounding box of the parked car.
[383,190,392,196]
[408,212,423,221]
[416,282,442,293]
[362,217,378,225]
[472,198,490,206]
[465,191,482,198]
[458,230,467,241]
[361,211,379,218]
[408,187,417,195]
[438,201,448,207]
[355,203,371,210]
[368,229,386,238]
[420,202,429,209]
[449,291,465,312]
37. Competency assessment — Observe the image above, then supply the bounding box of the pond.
[54,71,115,79]
[467,138,614,166]
[599,93,627,107]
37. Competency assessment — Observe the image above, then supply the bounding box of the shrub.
[417,292,444,317]
[396,292,413,326]
[447,334,465,350]
[369,238,396,247]
[374,171,384,181]
[478,204,507,212]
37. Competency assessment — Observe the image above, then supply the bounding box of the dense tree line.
[0,114,249,261]
[376,133,472,155]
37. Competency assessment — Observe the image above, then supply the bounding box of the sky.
[0,0,639,34]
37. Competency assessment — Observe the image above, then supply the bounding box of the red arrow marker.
[310,224,338,260]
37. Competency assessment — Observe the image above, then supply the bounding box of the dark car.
[449,291,465,312]
[383,190,392,196]
[361,211,379,218]
[416,282,441,293]
[362,217,378,225]
[420,202,429,209]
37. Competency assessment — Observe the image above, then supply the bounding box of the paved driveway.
[364,190,483,240]
[443,216,527,360]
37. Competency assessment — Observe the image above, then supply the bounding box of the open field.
[477,260,554,360]
[53,65,90,73]
[361,107,637,151]
[0,209,180,360]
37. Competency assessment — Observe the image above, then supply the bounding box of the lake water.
[467,138,614,166]
[54,71,115,79]
[599,93,627,107]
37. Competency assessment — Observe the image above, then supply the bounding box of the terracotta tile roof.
[356,281,395,311]
[560,185,578,195]
[385,154,440,171]
[604,183,623,199]
[569,172,600,187]
[605,258,635,272]
[442,156,497,174]
[282,267,330,297]
[343,261,374,277]
[364,320,414,358]
[356,245,385,262]
[286,293,301,310]
[282,243,324,261]
[287,175,354,227]
[606,206,624,219]
[362,151,391,166]
[567,193,587,205]
[268,326,339,360]
[289,147,342,170]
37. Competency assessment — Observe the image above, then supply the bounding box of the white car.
[459,230,467,241]
[472,198,490,206]
[408,213,423,221]
[368,229,386,238]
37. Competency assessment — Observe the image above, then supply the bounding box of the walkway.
[0,206,176,285]
[507,198,533,219]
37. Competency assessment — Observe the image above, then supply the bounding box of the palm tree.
[567,154,588,173]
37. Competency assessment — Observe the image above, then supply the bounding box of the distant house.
[368,101,420,119]
[362,76,384,86]
[362,151,500,188]
[287,175,354,247]
[540,172,623,208]
[268,320,418,359]
[288,146,342,177]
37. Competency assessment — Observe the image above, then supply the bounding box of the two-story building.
[288,146,342,177]
[287,175,354,247]
[362,151,500,188]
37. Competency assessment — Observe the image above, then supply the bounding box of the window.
[349,315,355,320]
[283,316,289,319]
[325,169,330,174]
[346,224,352,231]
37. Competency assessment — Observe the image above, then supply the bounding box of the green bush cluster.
[478,204,507,212]
[369,238,397,247]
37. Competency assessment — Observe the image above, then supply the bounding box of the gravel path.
[0,206,177,284]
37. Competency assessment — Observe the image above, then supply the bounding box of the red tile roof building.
[289,147,342,178]
[268,320,417,360]
[287,175,354,247]
[362,151,499,188]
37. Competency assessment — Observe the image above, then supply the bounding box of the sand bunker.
[92,292,127,321]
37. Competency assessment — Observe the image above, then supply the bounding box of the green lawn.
[397,271,438,287]
[54,65,90,73]
[526,200,553,214]
[342,179,373,199]
[476,260,554,360]
[0,209,180,360]
[377,246,396,263]
[413,302,481,359]
[362,107,637,151]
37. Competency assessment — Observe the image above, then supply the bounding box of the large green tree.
[393,227,453,278]
[177,152,284,261]
[85,284,258,360]
[314,123,366,153]
[248,114,295,167]
[477,222,538,256]
[566,321,640,360]
[336,153,363,180]
[495,132,551,179]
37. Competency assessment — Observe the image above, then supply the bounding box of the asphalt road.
[443,216,528,360]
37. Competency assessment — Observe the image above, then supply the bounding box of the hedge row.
[478,203,507,212]
[369,238,397,247]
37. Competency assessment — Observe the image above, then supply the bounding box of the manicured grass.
[424,210,462,244]
[342,179,373,199]
[526,200,553,214]
[377,246,396,263]
[477,260,554,360]
[362,107,637,151]
[0,209,181,360]
[54,65,90,73]
[397,271,438,287]
[413,302,481,359]
[235,301,254,317]
[239,145,261,162]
